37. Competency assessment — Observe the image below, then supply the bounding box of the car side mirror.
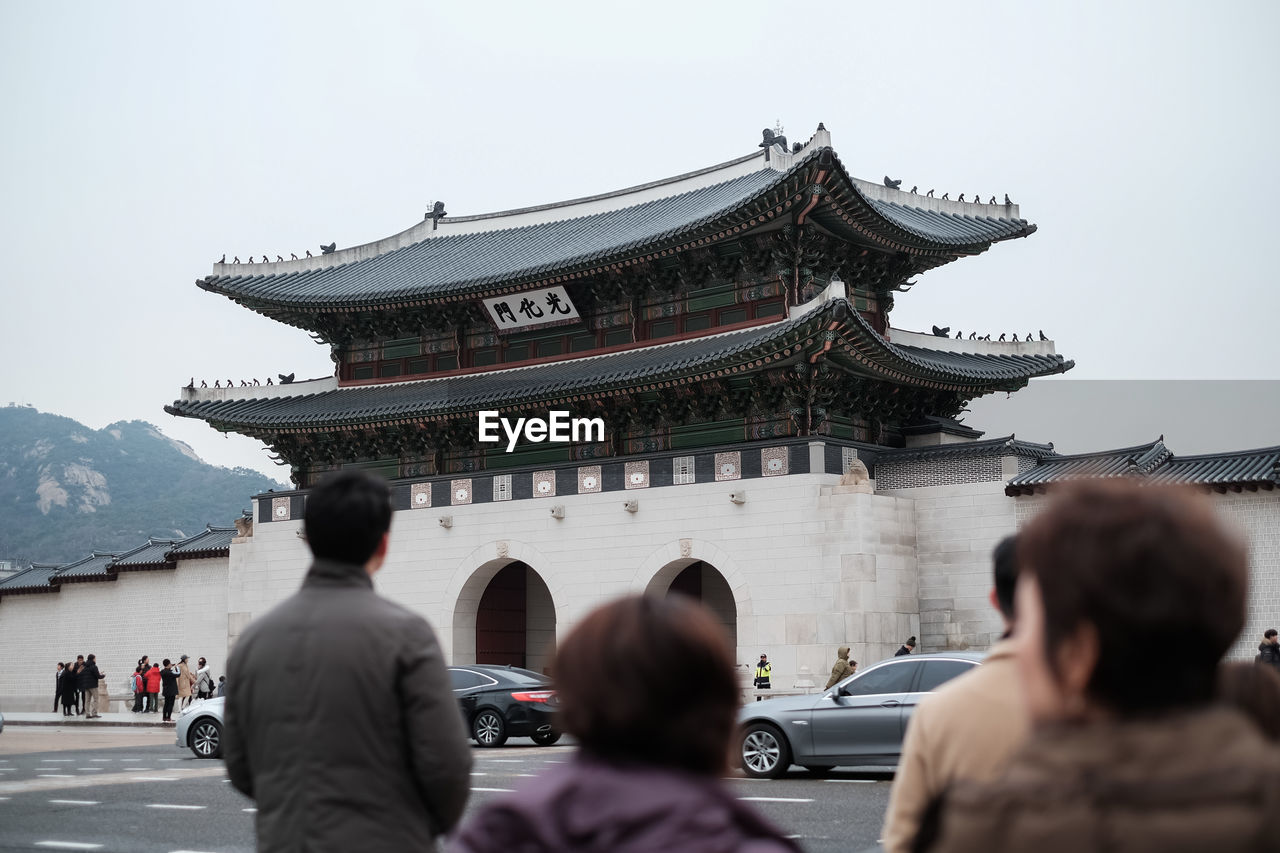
[836,685,851,697]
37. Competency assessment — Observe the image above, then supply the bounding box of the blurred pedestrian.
[80,654,102,718]
[824,646,857,689]
[131,666,146,713]
[882,536,1028,853]
[453,595,801,853]
[918,481,1280,853]
[160,659,180,721]
[54,662,64,713]
[70,655,85,714]
[195,657,213,700]
[59,662,77,716]
[224,470,471,852]
[177,655,195,709]
[895,636,917,656]
[215,675,226,697]
[1218,660,1280,742]
[1256,628,1280,672]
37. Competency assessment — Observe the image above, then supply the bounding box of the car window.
[841,661,920,696]
[449,669,494,690]
[915,660,976,693]
[498,668,551,685]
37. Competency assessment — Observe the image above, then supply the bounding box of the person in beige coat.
[881,535,1028,853]
[919,481,1280,853]
[177,655,196,709]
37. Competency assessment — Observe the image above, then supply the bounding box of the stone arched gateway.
[451,553,556,675]
[648,558,738,650]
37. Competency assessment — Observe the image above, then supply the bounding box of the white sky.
[2,1,1277,480]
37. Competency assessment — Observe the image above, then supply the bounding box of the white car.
[175,697,224,759]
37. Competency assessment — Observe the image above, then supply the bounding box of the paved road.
[0,727,892,852]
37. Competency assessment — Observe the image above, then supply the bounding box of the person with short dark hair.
[882,535,1028,853]
[224,470,471,852]
[59,662,77,716]
[453,595,801,852]
[1218,660,1280,742]
[54,662,64,713]
[895,636,917,656]
[920,481,1280,852]
[159,658,180,721]
[1257,628,1280,672]
[80,654,102,718]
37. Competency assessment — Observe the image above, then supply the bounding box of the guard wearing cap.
[754,653,772,691]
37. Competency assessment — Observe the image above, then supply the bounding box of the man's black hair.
[993,534,1020,620]
[1266,628,1279,640]
[304,470,393,566]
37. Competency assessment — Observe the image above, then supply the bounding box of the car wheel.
[802,765,834,777]
[531,730,561,746]
[472,710,508,747]
[188,718,222,759]
[740,723,790,779]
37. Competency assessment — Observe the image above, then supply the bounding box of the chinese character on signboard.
[482,285,580,331]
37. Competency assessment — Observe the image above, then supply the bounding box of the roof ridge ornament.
[425,200,447,231]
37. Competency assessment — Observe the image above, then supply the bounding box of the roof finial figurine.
[957,193,965,203]
[968,332,977,340]
[226,379,233,387]
[816,122,826,131]
[884,176,902,190]
[426,200,448,231]
[233,256,241,264]
[253,378,260,386]
[200,380,208,388]
[218,253,225,264]
[941,192,949,200]
[931,325,950,337]
[305,249,313,258]
[320,243,336,255]
[1026,332,1033,342]
[926,189,934,197]
[266,377,273,385]
[279,373,295,384]
[955,330,963,339]
[989,196,997,205]
[1004,193,1012,205]
[214,380,220,388]
[759,127,788,159]
[1039,329,1047,341]
[792,142,804,153]
[290,252,299,260]
[186,377,195,389]
[276,255,284,263]
[910,186,918,194]
[998,333,1007,342]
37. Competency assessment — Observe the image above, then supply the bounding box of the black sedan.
[738,651,984,778]
[449,664,561,747]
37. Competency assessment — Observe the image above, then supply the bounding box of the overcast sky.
[1,1,1276,480]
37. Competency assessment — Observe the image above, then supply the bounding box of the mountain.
[0,405,287,565]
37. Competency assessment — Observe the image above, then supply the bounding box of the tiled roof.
[167,299,1072,433]
[168,526,237,558]
[53,552,120,582]
[1006,440,1280,494]
[198,146,1035,311]
[0,564,61,595]
[876,435,1058,465]
[112,539,177,570]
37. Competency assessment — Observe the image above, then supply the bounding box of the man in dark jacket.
[79,654,102,718]
[895,636,917,657]
[1257,628,1280,672]
[224,470,471,852]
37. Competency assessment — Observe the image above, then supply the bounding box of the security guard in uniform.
[754,653,772,690]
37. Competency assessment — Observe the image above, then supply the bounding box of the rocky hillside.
[0,405,286,565]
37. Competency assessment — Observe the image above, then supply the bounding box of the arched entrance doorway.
[471,561,555,674]
[649,559,737,649]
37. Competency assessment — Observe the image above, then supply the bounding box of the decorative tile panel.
[533,470,556,498]
[673,456,695,485]
[841,447,859,476]
[762,446,789,477]
[577,466,602,494]
[493,474,512,502]
[410,483,432,509]
[624,460,650,489]
[450,479,473,506]
[714,451,742,482]
[271,497,291,521]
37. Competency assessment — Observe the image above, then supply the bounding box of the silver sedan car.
[176,697,224,759]
[738,651,984,778]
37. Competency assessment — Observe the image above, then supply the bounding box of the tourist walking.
[895,636,917,656]
[1257,628,1280,672]
[453,595,801,852]
[79,654,102,718]
[53,662,64,713]
[224,470,471,851]
[177,655,196,709]
[825,646,857,689]
[144,663,162,712]
[917,481,1280,853]
[160,659,180,721]
[59,662,77,716]
[195,658,213,700]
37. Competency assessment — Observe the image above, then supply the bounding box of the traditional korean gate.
[665,560,736,650]
[476,561,529,667]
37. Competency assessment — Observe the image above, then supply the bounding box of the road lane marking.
[35,843,103,850]
[133,777,179,781]
[147,804,206,810]
[75,768,103,772]
[38,775,75,778]
[0,766,226,795]
[89,760,112,763]
[471,787,516,792]
[49,800,100,805]
[470,772,488,776]
[170,850,222,853]
[243,808,257,813]
[159,758,181,762]
[484,759,525,763]
[40,760,75,763]
[737,796,815,803]
[824,778,877,783]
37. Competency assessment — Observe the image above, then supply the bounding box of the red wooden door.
[476,562,528,667]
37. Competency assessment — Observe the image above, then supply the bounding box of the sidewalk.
[4,710,176,728]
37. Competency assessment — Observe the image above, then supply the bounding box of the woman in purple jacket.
[453,595,799,853]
